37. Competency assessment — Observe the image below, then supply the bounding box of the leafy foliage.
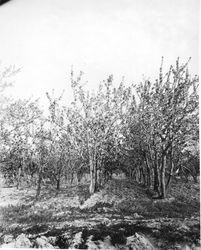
[0,59,199,198]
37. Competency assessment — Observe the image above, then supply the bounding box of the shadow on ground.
[0,178,200,249]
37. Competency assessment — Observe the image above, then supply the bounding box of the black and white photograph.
[0,0,199,249]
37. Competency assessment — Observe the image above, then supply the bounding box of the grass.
[0,177,200,248]
[0,178,199,225]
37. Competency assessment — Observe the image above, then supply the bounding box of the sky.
[0,0,199,109]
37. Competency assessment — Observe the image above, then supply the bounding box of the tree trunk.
[160,154,166,199]
[153,162,159,193]
[129,168,132,179]
[144,154,151,187]
[147,167,151,187]
[99,159,104,187]
[56,178,60,190]
[70,172,74,185]
[56,165,62,190]
[89,157,97,194]
[166,156,174,189]
[16,166,21,190]
[97,169,100,186]
[36,166,42,199]
[139,168,142,183]
[136,167,140,182]
[76,172,80,184]
[131,169,135,179]
[141,167,146,185]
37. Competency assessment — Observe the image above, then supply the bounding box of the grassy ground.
[0,177,200,248]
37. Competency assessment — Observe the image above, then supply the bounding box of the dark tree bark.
[144,153,151,187]
[16,165,21,190]
[160,154,167,199]
[153,157,160,193]
[56,178,60,190]
[166,150,174,189]
[89,156,98,194]
[70,172,74,185]
[36,166,42,199]
[141,167,146,185]
[56,165,62,190]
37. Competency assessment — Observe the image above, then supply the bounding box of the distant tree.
[0,99,42,188]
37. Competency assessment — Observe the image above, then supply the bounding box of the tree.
[0,60,198,200]
[0,99,42,188]
[129,58,199,198]
[70,71,134,194]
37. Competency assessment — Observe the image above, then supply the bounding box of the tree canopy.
[0,59,199,198]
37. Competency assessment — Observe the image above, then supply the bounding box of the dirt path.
[0,179,200,249]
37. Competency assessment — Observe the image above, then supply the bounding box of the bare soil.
[0,178,200,249]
